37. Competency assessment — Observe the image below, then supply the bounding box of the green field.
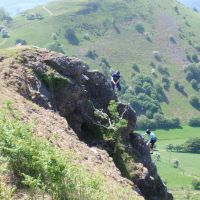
[139,126,200,199]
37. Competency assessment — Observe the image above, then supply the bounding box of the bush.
[46,41,65,53]
[84,33,90,40]
[145,32,152,42]
[0,8,12,22]
[136,115,156,130]
[183,137,200,153]
[158,65,170,76]
[188,117,200,127]
[192,54,199,63]
[135,23,145,34]
[162,76,170,90]
[64,28,79,45]
[136,114,180,130]
[153,51,162,62]
[195,45,200,52]
[191,79,199,90]
[0,106,107,200]
[166,144,174,151]
[51,33,58,40]
[26,13,43,20]
[186,54,192,62]
[85,50,98,60]
[174,81,185,93]
[132,64,140,72]
[192,179,200,190]
[185,64,200,83]
[189,95,199,108]
[169,35,176,44]
[1,29,9,38]
[16,39,27,45]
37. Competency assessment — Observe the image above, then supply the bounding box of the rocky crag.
[0,46,173,200]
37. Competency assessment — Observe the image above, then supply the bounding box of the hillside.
[0,0,200,124]
[177,0,200,11]
[0,0,52,16]
[0,46,173,200]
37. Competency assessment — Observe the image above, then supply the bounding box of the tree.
[46,41,65,53]
[166,144,174,152]
[183,137,200,153]
[0,8,12,22]
[192,179,200,190]
[135,23,144,34]
[108,100,128,155]
[189,95,199,109]
[16,39,27,45]
[64,28,79,45]
[188,117,200,127]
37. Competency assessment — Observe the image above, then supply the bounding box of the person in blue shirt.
[143,129,157,152]
[111,71,121,92]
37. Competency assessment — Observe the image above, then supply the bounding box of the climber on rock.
[111,71,121,92]
[143,129,157,153]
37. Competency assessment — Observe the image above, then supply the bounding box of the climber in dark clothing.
[111,71,121,92]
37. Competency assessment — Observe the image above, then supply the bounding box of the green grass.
[0,101,142,200]
[138,126,200,199]
[1,0,200,122]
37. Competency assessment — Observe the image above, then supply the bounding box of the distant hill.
[0,0,200,123]
[177,0,200,11]
[0,0,52,16]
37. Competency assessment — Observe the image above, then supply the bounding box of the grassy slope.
[138,126,200,199]
[153,127,200,199]
[1,0,200,122]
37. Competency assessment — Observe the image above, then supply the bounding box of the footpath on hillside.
[42,5,53,16]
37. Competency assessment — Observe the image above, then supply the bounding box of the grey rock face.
[11,49,172,200]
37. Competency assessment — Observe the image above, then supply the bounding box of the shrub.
[166,144,174,151]
[46,41,65,53]
[188,117,200,127]
[85,50,98,60]
[192,179,200,190]
[64,28,79,45]
[26,13,43,20]
[162,76,170,90]
[195,45,200,52]
[191,79,199,90]
[0,106,107,200]
[150,61,156,68]
[16,39,27,45]
[145,32,152,42]
[186,54,192,62]
[136,115,156,130]
[146,110,153,119]
[192,54,199,63]
[135,23,144,34]
[185,64,200,82]
[158,65,170,76]
[51,33,57,40]
[183,137,200,153]
[174,81,185,93]
[113,20,120,34]
[108,100,128,155]
[1,29,9,38]
[0,8,12,22]
[84,33,90,40]
[169,35,176,44]
[189,95,199,108]
[153,51,162,62]
[174,6,179,14]
[132,64,140,72]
